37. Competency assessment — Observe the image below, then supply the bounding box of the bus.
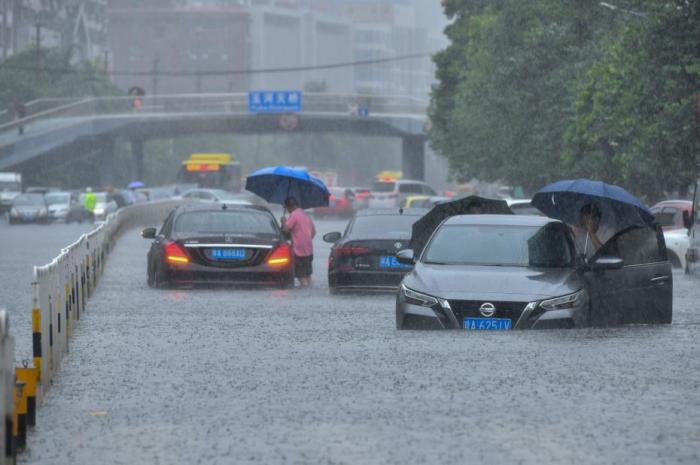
[176,153,242,192]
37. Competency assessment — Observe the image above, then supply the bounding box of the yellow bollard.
[32,308,41,384]
[13,381,27,451]
[15,367,38,427]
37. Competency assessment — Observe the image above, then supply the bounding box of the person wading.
[281,197,316,287]
[84,187,97,223]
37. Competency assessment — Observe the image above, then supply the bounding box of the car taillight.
[268,243,291,266]
[164,241,189,264]
[335,246,370,256]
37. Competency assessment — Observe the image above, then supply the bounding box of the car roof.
[651,200,692,208]
[444,214,559,227]
[356,208,429,217]
[175,202,272,215]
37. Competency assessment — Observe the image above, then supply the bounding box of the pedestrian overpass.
[0,93,429,184]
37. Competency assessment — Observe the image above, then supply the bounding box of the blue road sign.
[248,91,302,113]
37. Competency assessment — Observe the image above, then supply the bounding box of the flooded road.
[2,219,699,465]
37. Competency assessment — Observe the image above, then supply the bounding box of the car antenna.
[221,203,228,210]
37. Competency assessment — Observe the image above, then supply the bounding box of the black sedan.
[324,208,428,293]
[396,214,672,330]
[142,203,293,288]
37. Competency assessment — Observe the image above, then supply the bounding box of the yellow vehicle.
[376,170,402,182]
[402,195,431,208]
[176,153,242,192]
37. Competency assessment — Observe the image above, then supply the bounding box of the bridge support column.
[99,137,115,189]
[131,138,144,182]
[402,135,426,181]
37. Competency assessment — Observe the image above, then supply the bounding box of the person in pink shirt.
[281,197,316,287]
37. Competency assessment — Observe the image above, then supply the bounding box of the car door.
[609,226,671,324]
[583,234,628,326]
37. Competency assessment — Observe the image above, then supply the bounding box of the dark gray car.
[395,214,672,330]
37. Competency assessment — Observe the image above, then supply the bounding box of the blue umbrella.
[531,179,655,232]
[128,181,145,189]
[245,166,329,209]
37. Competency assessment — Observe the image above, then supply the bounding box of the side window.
[399,183,423,194]
[609,227,663,265]
[422,184,437,195]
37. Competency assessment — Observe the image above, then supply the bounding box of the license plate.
[210,248,246,260]
[463,318,512,331]
[379,255,412,269]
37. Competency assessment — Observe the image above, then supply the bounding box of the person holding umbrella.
[571,203,614,259]
[244,166,329,287]
[281,197,316,287]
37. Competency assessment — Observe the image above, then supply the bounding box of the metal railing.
[0,199,186,458]
[0,93,428,136]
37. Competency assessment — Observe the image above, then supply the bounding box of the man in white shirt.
[572,203,614,260]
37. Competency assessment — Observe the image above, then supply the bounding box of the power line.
[0,52,431,78]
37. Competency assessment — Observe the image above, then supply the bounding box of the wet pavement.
[0,217,94,362]
[2,219,699,465]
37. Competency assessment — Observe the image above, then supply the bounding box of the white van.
[369,179,437,209]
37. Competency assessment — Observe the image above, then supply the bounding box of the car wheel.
[153,264,170,289]
[147,262,156,288]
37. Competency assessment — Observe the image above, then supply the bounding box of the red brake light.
[164,241,189,264]
[335,246,370,256]
[268,243,291,266]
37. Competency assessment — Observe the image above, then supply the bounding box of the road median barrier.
[1,199,187,459]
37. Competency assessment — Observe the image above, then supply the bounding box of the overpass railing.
[0,199,185,459]
[0,93,428,136]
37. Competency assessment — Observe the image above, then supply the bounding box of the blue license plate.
[379,255,412,269]
[463,318,512,331]
[210,248,246,260]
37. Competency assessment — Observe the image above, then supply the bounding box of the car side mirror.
[396,249,415,265]
[323,231,342,243]
[682,210,693,229]
[141,227,157,239]
[590,256,624,271]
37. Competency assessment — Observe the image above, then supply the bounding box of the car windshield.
[174,211,277,235]
[14,194,43,206]
[349,214,419,238]
[372,182,395,193]
[44,193,70,205]
[423,223,574,267]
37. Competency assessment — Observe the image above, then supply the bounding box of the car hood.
[403,264,582,301]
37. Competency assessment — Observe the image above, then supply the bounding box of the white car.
[369,180,437,209]
[506,198,543,216]
[663,228,689,270]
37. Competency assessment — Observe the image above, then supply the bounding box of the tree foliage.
[431,0,700,199]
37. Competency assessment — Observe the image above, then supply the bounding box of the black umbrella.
[409,195,513,256]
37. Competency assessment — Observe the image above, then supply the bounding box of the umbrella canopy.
[245,166,330,209]
[531,179,654,233]
[128,181,145,189]
[410,195,513,256]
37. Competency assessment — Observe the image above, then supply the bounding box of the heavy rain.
[0,1,698,464]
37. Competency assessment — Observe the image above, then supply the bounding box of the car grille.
[448,300,528,323]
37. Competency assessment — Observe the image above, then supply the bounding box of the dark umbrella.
[531,179,655,233]
[410,195,513,256]
[245,166,329,209]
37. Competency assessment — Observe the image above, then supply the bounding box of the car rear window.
[349,214,419,238]
[14,194,44,206]
[423,223,573,267]
[399,183,424,194]
[44,193,70,205]
[651,208,677,227]
[175,211,278,235]
[372,182,396,193]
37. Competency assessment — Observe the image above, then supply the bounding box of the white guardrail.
[0,199,184,462]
